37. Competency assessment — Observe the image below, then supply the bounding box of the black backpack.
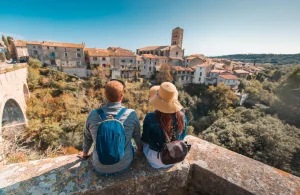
[158,115,191,165]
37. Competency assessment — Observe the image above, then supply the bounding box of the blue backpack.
[96,108,127,165]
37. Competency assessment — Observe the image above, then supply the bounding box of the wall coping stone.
[0,135,299,195]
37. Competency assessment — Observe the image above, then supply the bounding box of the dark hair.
[155,110,185,137]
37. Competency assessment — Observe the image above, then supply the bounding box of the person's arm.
[131,111,142,152]
[179,113,188,140]
[80,113,93,159]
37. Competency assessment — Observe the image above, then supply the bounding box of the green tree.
[2,35,9,47]
[28,58,42,68]
[156,64,173,84]
[0,52,6,62]
[207,82,239,111]
[202,107,300,176]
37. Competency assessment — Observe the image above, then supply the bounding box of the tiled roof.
[191,63,209,70]
[41,41,85,48]
[136,55,144,61]
[234,69,250,74]
[156,56,168,59]
[218,74,238,80]
[138,46,168,51]
[26,41,43,45]
[190,54,205,58]
[210,69,227,73]
[172,66,193,71]
[108,47,135,57]
[13,40,26,47]
[86,48,113,57]
[142,54,158,59]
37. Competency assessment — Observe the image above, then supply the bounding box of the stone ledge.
[0,135,299,195]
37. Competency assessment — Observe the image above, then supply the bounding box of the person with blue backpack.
[79,80,142,176]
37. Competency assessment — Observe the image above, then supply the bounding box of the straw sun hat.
[149,82,182,113]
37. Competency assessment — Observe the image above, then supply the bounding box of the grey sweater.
[83,102,142,174]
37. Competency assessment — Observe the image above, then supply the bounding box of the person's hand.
[77,151,91,160]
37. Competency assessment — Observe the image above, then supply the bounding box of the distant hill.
[211,54,300,65]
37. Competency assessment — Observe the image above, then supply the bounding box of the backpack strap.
[97,109,107,121]
[115,108,127,120]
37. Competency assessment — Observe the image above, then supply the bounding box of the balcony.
[0,136,298,195]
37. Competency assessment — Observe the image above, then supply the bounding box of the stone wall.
[0,136,299,195]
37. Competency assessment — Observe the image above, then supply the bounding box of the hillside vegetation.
[212,54,300,65]
[3,58,300,177]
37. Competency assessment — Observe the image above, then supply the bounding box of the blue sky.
[1,0,299,56]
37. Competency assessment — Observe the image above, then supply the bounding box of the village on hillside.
[1,27,263,91]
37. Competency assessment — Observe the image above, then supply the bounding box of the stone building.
[84,48,113,69]
[136,27,184,66]
[184,55,206,68]
[13,40,86,77]
[171,27,184,49]
[11,40,29,60]
[107,47,137,79]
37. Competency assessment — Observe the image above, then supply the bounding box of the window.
[144,66,145,69]
[121,60,125,63]
[102,57,106,61]
[65,48,67,51]
[77,53,81,58]
[200,72,202,77]
[165,60,167,63]
[173,41,176,44]
[187,60,189,62]
[150,61,151,65]
[33,46,35,49]
[186,76,188,80]
[38,45,42,49]
[130,60,133,63]
[181,76,184,80]
[200,67,202,70]
[54,47,57,50]
[183,71,185,74]
[176,52,178,56]
[149,67,152,71]
[64,53,68,57]
[102,64,106,67]
[47,46,49,50]
[33,50,38,55]
[50,52,55,57]
[178,71,181,74]
[77,61,81,66]
[50,60,56,65]
[77,48,80,51]
[199,77,201,81]
[93,57,97,61]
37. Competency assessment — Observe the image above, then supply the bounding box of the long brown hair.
[155,110,185,137]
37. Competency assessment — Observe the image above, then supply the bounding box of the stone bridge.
[0,67,29,145]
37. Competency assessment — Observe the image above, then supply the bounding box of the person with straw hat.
[142,82,188,168]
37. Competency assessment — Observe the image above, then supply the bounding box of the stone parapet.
[0,136,299,195]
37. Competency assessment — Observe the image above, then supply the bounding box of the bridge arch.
[0,95,27,143]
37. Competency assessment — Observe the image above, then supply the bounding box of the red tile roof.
[85,48,113,57]
[41,41,85,48]
[173,66,193,71]
[13,40,26,47]
[218,74,238,80]
[108,47,135,57]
